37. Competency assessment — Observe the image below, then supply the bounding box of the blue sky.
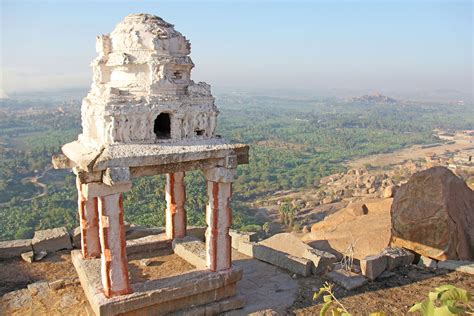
[1,0,472,96]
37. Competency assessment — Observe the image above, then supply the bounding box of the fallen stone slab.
[360,254,387,280]
[382,247,415,270]
[49,279,65,291]
[437,260,474,275]
[126,225,164,240]
[327,269,368,291]
[0,239,32,259]
[253,244,312,277]
[71,250,244,315]
[172,236,207,268]
[258,233,335,275]
[230,230,258,249]
[27,281,50,297]
[21,251,34,263]
[237,241,258,258]
[126,233,170,255]
[418,256,438,269]
[186,226,206,241]
[304,248,337,275]
[34,251,47,261]
[170,296,245,316]
[32,227,72,253]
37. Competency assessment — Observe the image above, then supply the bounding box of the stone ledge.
[437,260,474,275]
[0,239,32,259]
[172,236,207,268]
[126,234,171,255]
[59,139,249,172]
[32,227,72,254]
[253,245,312,277]
[71,250,243,315]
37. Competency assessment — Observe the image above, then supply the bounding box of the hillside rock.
[391,167,474,260]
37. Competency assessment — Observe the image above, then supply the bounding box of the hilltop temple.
[53,13,248,315]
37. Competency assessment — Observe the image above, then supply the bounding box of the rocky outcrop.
[391,167,474,260]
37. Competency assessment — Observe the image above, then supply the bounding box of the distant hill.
[349,93,397,104]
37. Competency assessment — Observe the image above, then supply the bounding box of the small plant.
[313,282,385,316]
[262,222,271,235]
[409,284,473,315]
[292,222,301,233]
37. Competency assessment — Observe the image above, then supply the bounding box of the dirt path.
[22,165,52,202]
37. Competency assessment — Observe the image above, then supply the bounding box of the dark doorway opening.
[154,113,171,139]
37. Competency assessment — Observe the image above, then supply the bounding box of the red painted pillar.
[76,178,100,258]
[98,193,131,297]
[165,172,187,240]
[205,181,232,271]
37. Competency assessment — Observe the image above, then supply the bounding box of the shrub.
[409,284,473,315]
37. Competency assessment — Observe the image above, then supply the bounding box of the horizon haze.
[0,0,472,101]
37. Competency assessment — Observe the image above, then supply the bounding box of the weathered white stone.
[102,167,130,186]
[0,239,32,259]
[81,182,132,199]
[204,167,237,183]
[32,227,72,253]
[76,13,219,150]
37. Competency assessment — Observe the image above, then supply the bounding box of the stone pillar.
[203,167,236,272]
[98,193,131,297]
[165,172,187,240]
[76,178,100,258]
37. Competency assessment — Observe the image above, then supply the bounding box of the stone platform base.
[71,250,244,315]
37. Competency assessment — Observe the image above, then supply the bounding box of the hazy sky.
[1,0,472,96]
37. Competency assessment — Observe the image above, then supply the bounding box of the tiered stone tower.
[80,14,218,149]
[53,13,248,314]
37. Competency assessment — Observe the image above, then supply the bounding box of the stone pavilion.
[53,13,249,315]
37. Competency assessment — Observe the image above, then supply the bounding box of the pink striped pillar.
[205,181,233,271]
[165,172,187,240]
[76,178,101,259]
[98,193,131,297]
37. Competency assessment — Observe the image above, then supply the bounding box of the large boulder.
[391,167,474,260]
